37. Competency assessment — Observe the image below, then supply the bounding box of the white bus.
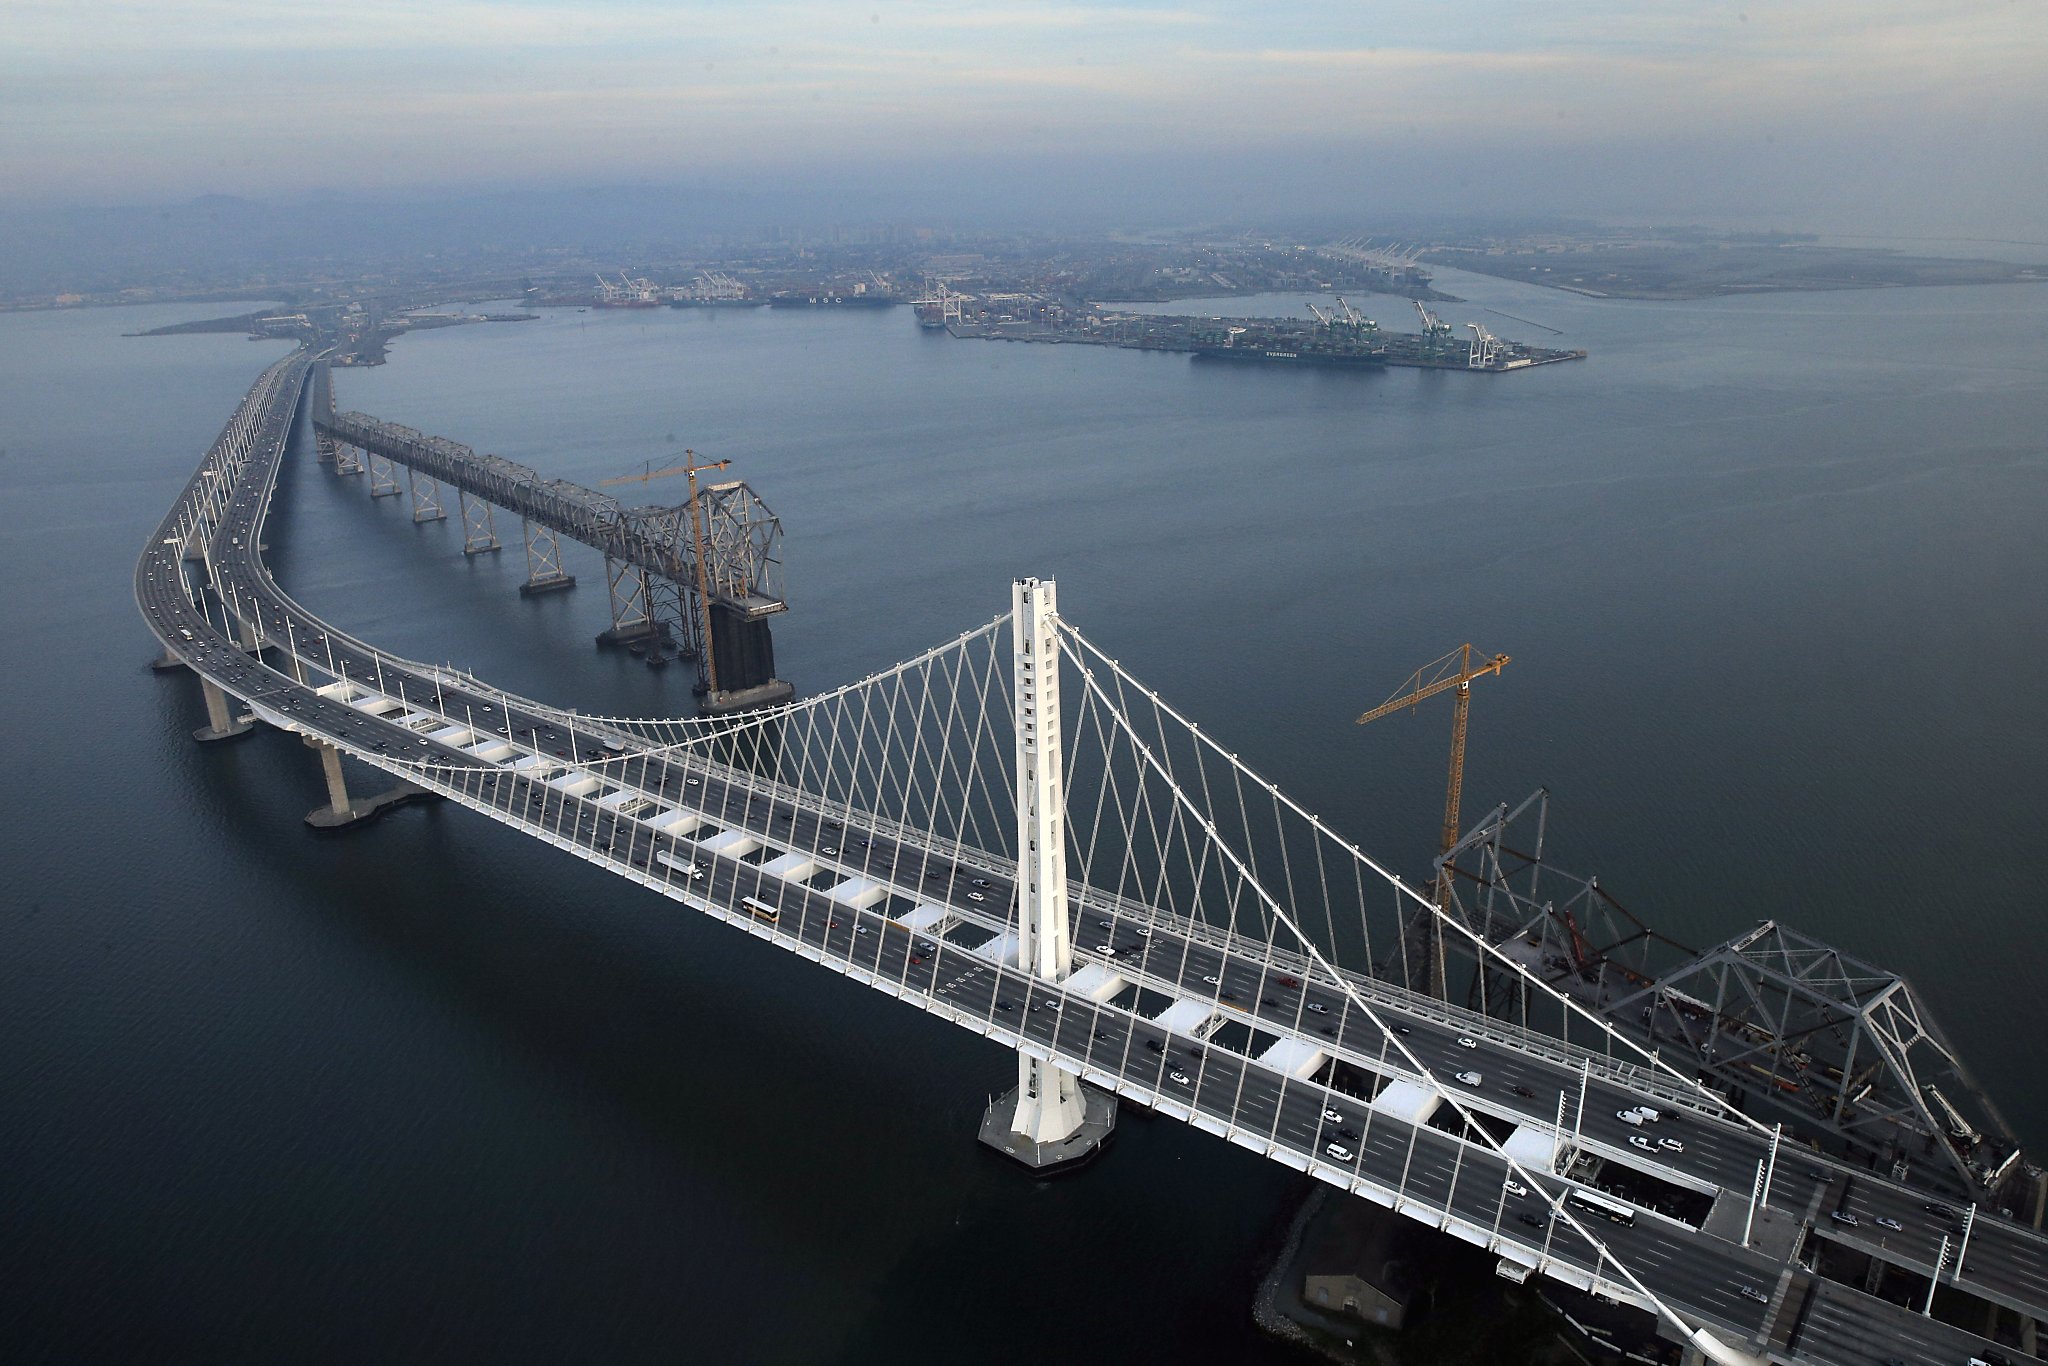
[1566,1189,1636,1227]
[739,896,780,925]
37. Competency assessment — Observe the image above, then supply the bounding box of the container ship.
[1189,322,1386,370]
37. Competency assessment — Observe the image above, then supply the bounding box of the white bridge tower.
[978,576,1114,1169]
[1008,576,1088,1142]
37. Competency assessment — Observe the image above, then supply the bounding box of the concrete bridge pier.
[192,675,255,743]
[301,735,433,831]
[978,577,1115,1175]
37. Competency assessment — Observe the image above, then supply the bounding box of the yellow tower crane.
[1355,643,1509,994]
[600,450,732,693]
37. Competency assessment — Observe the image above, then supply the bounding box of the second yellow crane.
[599,450,732,693]
[1356,643,1509,994]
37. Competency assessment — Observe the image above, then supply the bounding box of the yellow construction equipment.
[1356,643,1509,994]
[599,460,693,487]
[600,451,732,694]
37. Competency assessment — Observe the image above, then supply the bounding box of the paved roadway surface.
[134,351,2043,1366]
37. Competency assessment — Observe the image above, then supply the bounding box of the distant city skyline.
[6,1,2046,235]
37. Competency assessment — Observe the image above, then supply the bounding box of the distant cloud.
[1,0,2042,233]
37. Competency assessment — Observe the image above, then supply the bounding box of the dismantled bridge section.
[310,364,790,713]
[1433,789,2026,1206]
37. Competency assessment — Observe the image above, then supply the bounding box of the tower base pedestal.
[977,1082,1116,1176]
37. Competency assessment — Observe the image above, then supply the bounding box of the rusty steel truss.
[314,408,786,694]
[1432,788,2023,1200]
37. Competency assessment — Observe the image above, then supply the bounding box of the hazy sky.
[7,0,2046,232]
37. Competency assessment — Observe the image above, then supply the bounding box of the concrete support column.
[192,675,254,742]
[302,735,434,831]
[318,739,350,815]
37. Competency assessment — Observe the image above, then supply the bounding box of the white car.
[1628,1135,1653,1150]
[1135,927,1152,937]
[1325,1143,1355,1162]
[1658,1137,1685,1153]
[1202,975,1220,985]
[1095,944,1118,956]
[1456,1037,1478,1049]
[1322,1108,1343,1122]
[1169,1070,1191,1085]
[1455,1071,1482,1087]
[1305,1003,1329,1014]
[967,891,986,902]
[1503,1180,1529,1197]
[1096,919,1113,929]
[822,846,838,856]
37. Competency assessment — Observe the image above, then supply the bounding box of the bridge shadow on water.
[185,724,1317,1362]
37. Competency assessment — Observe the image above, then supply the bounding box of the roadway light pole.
[1572,1058,1590,1158]
[1743,1160,1765,1247]
[1926,1234,1951,1314]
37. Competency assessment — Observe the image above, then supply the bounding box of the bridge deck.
[137,351,2048,1366]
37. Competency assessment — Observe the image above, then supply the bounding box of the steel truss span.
[136,350,2044,1366]
[311,368,786,708]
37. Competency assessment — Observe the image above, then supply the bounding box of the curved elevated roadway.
[137,350,2044,1366]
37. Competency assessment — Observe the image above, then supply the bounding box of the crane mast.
[1356,643,1510,996]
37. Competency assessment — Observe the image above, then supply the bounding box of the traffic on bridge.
[137,349,2046,1366]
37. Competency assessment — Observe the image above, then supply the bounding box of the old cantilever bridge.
[138,351,2047,1366]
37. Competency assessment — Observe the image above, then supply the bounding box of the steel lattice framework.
[1437,790,2023,1198]
[314,408,786,685]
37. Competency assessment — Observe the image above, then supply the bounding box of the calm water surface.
[2,272,2045,1363]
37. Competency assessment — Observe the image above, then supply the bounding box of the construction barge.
[921,291,1585,373]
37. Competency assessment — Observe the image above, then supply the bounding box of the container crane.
[1467,322,1503,369]
[1356,643,1510,995]
[1413,300,1456,357]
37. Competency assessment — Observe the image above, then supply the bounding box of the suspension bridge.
[138,350,2047,1366]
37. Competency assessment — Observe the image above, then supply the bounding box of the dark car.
[1511,1084,1537,1099]
[1517,1212,1545,1229]
[995,1000,1014,1012]
[1145,1039,1166,1053]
